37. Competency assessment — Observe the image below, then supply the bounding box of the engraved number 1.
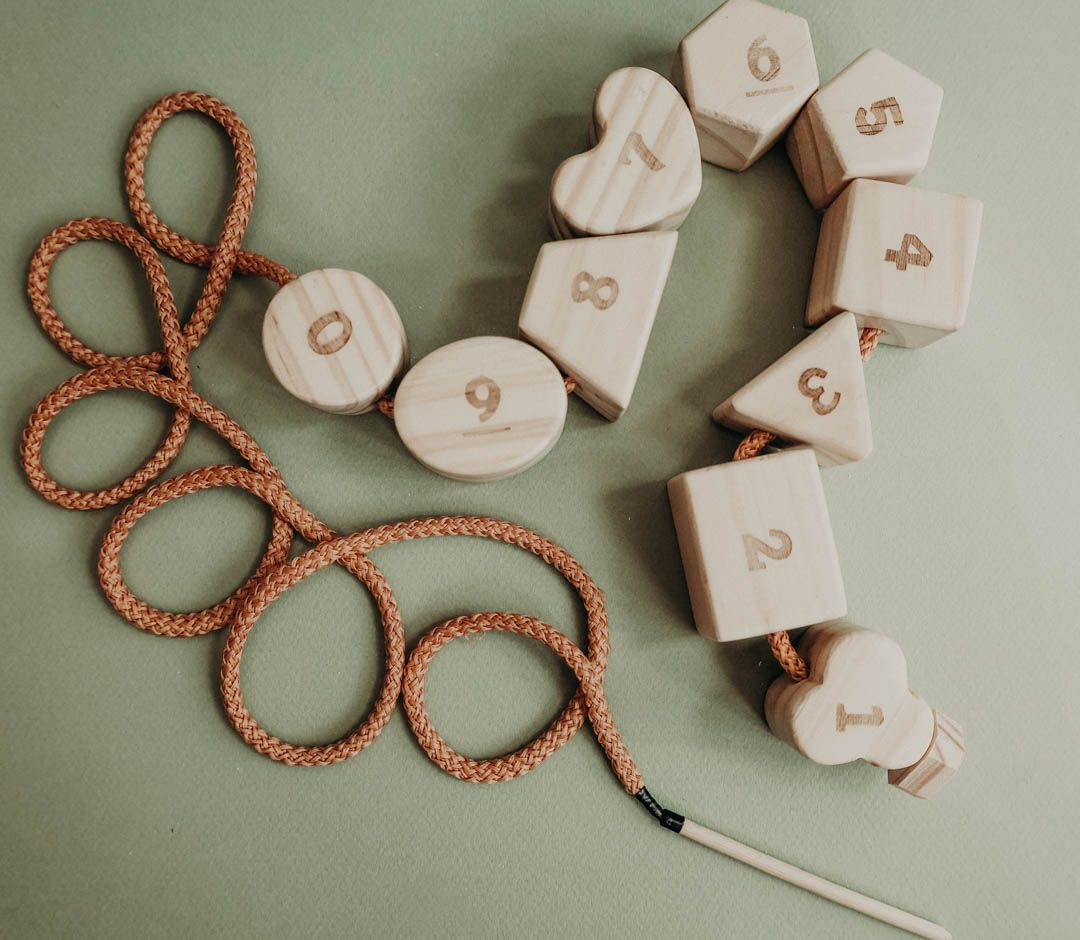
[743,529,793,571]
[619,132,665,171]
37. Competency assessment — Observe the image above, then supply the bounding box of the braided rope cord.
[735,326,883,682]
[19,91,643,794]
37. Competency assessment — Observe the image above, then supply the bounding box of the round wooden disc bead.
[262,269,409,414]
[393,336,568,482]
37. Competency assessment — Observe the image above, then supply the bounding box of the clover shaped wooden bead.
[550,67,702,237]
[263,269,409,414]
[673,0,819,171]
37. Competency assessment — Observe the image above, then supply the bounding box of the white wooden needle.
[680,818,950,940]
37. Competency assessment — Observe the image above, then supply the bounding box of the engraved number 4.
[885,233,933,272]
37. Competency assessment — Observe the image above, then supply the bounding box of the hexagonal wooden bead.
[713,312,872,466]
[518,231,678,420]
[550,67,701,237]
[673,0,819,171]
[668,447,846,642]
[786,49,943,210]
[262,269,409,414]
[806,179,984,347]
[393,337,568,482]
[888,712,965,799]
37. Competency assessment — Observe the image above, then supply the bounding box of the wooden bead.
[713,312,872,466]
[262,268,408,414]
[785,48,944,210]
[765,625,935,771]
[673,0,819,171]
[518,231,678,420]
[393,337,568,482]
[668,447,846,642]
[806,179,984,348]
[550,67,702,237]
[888,711,965,799]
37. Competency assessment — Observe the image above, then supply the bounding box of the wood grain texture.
[765,624,935,770]
[262,268,408,414]
[518,231,678,420]
[550,67,701,237]
[888,711,965,799]
[786,48,943,210]
[806,179,984,347]
[713,312,872,466]
[673,0,818,171]
[667,447,846,642]
[393,336,567,482]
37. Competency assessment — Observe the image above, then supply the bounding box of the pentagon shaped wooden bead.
[888,711,965,799]
[713,312,872,466]
[263,268,408,414]
[668,447,846,642]
[518,231,678,420]
[786,48,944,210]
[550,67,702,237]
[393,337,568,482]
[806,179,984,347]
[673,0,819,171]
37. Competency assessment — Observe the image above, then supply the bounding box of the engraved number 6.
[464,376,501,422]
[747,35,781,83]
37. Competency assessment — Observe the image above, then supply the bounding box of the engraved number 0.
[855,97,904,135]
[571,271,619,309]
[464,376,501,422]
[742,529,793,571]
[306,310,353,356]
[885,233,933,271]
[747,35,781,82]
[798,367,841,416]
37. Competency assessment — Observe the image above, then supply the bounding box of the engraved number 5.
[743,529,793,571]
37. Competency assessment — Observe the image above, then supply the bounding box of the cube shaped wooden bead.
[668,447,846,642]
[550,67,702,237]
[888,711,965,799]
[393,336,568,482]
[262,269,409,414]
[713,312,872,466]
[786,49,943,210]
[518,231,678,420]
[806,179,984,347]
[673,0,819,171]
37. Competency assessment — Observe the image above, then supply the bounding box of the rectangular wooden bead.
[668,447,847,642]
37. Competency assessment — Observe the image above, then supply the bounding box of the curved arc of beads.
[17,91,640,793]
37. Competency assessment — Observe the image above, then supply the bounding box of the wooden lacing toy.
[18,3,984,937]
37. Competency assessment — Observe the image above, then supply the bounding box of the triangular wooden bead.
[519,231,678,420]
[713,312,872,466]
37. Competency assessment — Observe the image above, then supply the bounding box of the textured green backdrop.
[2,1,1076,937]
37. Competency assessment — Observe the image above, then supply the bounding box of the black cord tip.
[635,787,685,833]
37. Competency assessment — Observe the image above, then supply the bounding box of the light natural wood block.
[713,312,871,466]
[765,624,935,770]
[393,336,567,482]
[786,49,944,210]
[262,269,409,414]
[672,0,819,171]
[517,231,678,420]
[806,179,984,347]
[550,67,702,237]
[888,711,965,799]
[668,447,846,642]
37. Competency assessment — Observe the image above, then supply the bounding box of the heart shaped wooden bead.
[393,337,568,482]
[263,269,409,414]
[765,624,936,772]
[550,67,702,237]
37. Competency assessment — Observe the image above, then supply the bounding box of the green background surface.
[2,1,1076,937]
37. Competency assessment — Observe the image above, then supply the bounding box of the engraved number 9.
[464,376,501,422]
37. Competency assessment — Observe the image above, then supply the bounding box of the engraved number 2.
[747,35,781,82]
[855,96,904,135]
[619,132,665,171]
[743,529,793,571]
[798,367,841,416]
[464,376,501,422]
[885,233,933,271]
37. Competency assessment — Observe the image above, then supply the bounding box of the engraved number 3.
[464,376,501,422]
[798,367,841,416]
[743,529,793,571]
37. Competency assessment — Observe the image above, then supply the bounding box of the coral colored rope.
[735,326,884,681]
[18,91,642,794]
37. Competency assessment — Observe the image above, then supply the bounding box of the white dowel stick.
[679,818,950,940]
